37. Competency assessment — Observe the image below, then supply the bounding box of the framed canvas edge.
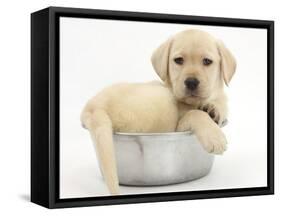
[31,6,274,209]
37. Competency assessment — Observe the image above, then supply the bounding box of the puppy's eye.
[174,57,184,65]
[203,58,213,66]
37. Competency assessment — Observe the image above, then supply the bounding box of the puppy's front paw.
[196,125,227,154]
[199,104,224,125]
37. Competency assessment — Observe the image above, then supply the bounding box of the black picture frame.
[31,6,274,209]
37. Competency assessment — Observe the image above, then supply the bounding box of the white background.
[0,0,280,215]
[60,18,267,198]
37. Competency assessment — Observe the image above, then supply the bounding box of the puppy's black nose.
[184,78,200,91]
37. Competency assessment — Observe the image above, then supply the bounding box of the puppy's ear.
[151,38,173,82]
[217,40,236,86]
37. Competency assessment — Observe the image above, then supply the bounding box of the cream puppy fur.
[81,29,236,195]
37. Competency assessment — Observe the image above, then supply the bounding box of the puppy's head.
[151,29,236,105]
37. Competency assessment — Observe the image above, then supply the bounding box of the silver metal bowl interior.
[113,131,215,186]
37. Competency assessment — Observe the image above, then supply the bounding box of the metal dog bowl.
[113,131,214,186]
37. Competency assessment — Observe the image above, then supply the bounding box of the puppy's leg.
[177,110,227,154]
[81,109,120,195]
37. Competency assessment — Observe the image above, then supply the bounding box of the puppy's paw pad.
[199,104,221,124]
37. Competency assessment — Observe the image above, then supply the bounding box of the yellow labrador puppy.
[81,29,236,195]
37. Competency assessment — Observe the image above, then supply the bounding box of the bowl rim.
[114,119,227,136]
[114,131,193,136]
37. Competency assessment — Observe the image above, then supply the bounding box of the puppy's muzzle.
[184,78,200,91]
